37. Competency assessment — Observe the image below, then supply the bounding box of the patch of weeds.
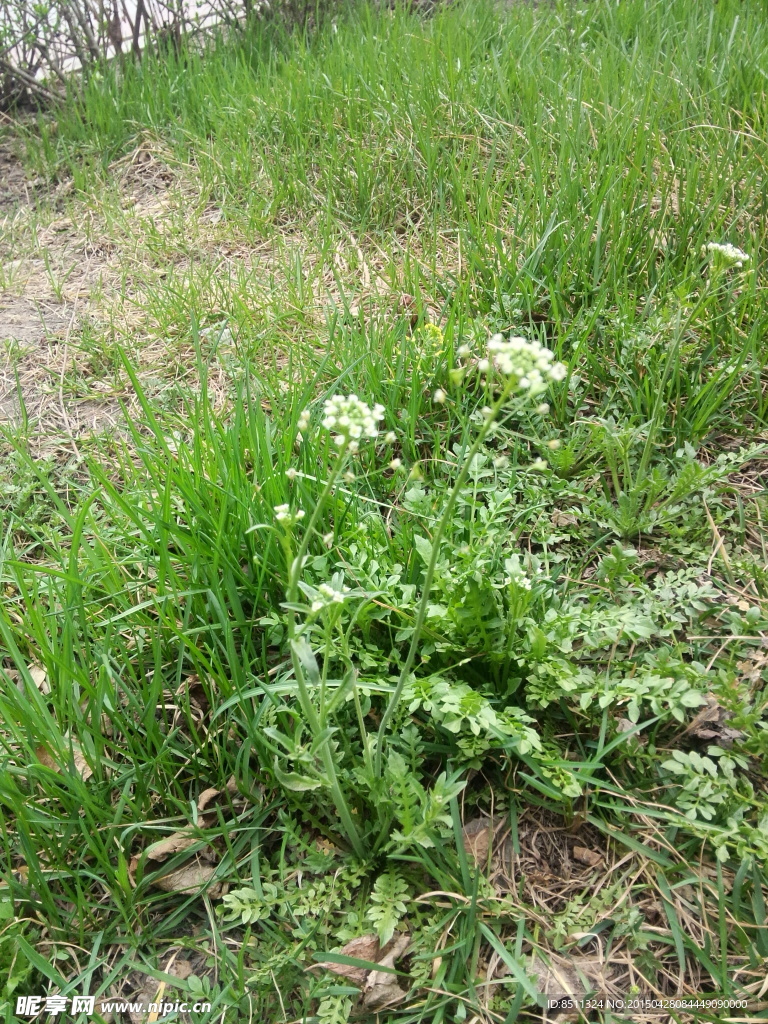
[3,0,768,1018]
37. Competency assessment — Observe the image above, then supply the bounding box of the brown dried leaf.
[197,775,238,812]
[35,745,58,771]
[462,817,493,867]
[551,511,578,528]
[736,649,768,686]
[316,932,410,1000]
[174,674,210,715]
[164,958,193,981]
[686,694,744,747]
[362,978,408,1010]
[73,746,94,782]
[528,956,604,1005]
[152,861,224,898]
[362,933,410,1010]
[27,664,50,694]
[144,832,201,861]
[397,292,419,328]
[316,934,382,985]
[35,742,93,781]
[375,932,410,971]
[315,838,341,857]
[572,846,603,868]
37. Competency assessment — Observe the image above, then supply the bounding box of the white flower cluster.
[310,582,350,613]
[274,503,305,525]
[477,334,567,393]
[506,574,532,590]
[308,394,386,451]
[704,242,750,269]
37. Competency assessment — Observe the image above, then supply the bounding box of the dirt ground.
[0,137,131,438]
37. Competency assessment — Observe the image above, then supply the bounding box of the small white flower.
[478,358,490,372]
[433,389,447,404]
[493,455,509,469]
[320,394,385,450]
[546,438,561,450]
[704,241,750,269]
[389,458,402,470]
[384,431,397,444]
[535,403,550,415]
[297,410,310,431]
[457,344,471,358]
[274,503,305,525]
[312,582,350,611]
[322,532,334,548]
[530,458,548,472]
[285,467,298,480]
[482,334,567,394]
[343,470,356,483]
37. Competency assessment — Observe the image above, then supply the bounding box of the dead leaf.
[197,775,237,813]
[362,932,410,1010]
[362,978,408,1010]
[35,745,58,771]
[164,957,193,981]
[316,934,382,985]
[144,832,202,861]
[73,746,94,782]
[50,217,72,232]
[152,861,224,898]
[685,694,744,747]
[551,511,578,528]
[527,955,605,1007]
[34,742,93,781]
[315,838,341,857]
[397,292,419,328]
[736,649,768,687]
[572,846,603,868]
[374,932,410,971]
[316,932,410,1005]
[27,664,50,694]
[174,674,210,717]
[129,827,217,891]
[462,817,493,867]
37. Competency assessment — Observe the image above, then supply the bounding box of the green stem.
[283,450,366,858]
[286,457,345,616]
[374,379,517,777]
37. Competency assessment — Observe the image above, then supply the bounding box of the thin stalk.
[282,451,365,857]
[286,454,344,612]
[374,377,517,777]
